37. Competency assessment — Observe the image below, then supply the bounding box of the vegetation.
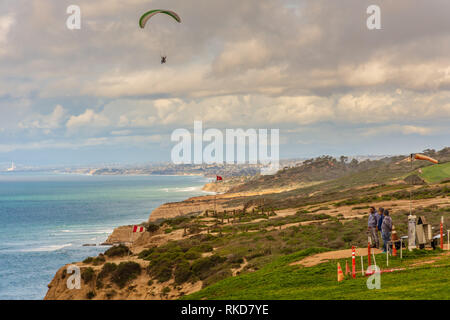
[83,254,106,266]
[111,262,141,288]
[70,148,450,299]
[420,161,450,183]
[184,248,450,300]
[105,244,131,257]
[81,267,95,283]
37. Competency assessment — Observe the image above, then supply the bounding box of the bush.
[98,262,117,279]
[138,248,155,259]
[202,269,232,288]
[106,290,116,299]
[86,291,96,300]
[84,255,106,266]
[81,267,95,283]
[162,286,171,296]
[184,249,201,260]
[191,255,227,280]
[105,244,131,257]
[174,261,194,284]
[147,260,173,283]
[93,254,106,265]
[147,223,160,233]
[111,262,141,288]
[83,257,94,264]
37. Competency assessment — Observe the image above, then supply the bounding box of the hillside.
[184,248,450,300]
[45,147,450,300]
[420,162,450,183]
[228,148,450,194]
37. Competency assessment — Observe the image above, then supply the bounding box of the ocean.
[0,173,210,300]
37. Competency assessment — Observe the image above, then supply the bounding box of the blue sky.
[1,0,449,166]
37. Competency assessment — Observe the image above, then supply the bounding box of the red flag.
[133,225,145,233]
[216,175,223,181]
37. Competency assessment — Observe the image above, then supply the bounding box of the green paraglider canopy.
[139,9,181,28]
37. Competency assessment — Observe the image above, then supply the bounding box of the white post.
[400,239,403,259]
[360,255,364,276]
[386,242,389,267]
[372,251,376,266]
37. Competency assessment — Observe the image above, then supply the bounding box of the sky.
[0,0,449,166]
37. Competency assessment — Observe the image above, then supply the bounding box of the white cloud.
[66,109,110,131]
[19,105,67,133]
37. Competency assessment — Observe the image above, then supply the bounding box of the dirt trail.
[291,248,383,267]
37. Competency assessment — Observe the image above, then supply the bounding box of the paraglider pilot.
[161,56,167,64]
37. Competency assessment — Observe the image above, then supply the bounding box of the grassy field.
[420,162,450,183]
[184,248,450,300]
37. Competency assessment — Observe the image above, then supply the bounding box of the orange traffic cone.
[345,260,349,276]
[392,226,398,257]
[337,263,344,282]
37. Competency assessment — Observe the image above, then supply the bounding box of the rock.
[404,174,426,185]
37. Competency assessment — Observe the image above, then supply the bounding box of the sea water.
[0,173,209,300]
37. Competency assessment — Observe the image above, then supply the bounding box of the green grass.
[183,248,450,300]
[420,162,450,183]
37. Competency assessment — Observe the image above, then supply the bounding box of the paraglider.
[139,9,181,64]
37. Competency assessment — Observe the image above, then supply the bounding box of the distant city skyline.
[1,0,449,166]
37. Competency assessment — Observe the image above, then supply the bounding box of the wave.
[18,243,73,252]
[160,186,203,193]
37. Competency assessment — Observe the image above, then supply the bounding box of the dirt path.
[291,248,383,267]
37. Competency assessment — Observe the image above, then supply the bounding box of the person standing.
[381,209,393,253]
[368,207,379,248]
[377,207,384,241]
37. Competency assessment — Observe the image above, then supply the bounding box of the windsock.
[413,154,438,164]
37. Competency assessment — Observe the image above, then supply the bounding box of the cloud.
[19,105,68,133]
[1,0,450,161]
[0,14,14,55]
[66,109,110,131]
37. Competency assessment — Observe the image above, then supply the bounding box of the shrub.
[106,290,116,299]
[191,255,227,280]
[105,244,131,257]
[138,248,155,259]
[202,269,232,288]
[111,262,141,288]
[92,254,106,266]
[83,257,94,264]
[81,267,95,283]
[174,261,194,284]
[147,223,160,233]
[86,291,96,300]
[184,249,201,260]
[98,262,117,280]
[162,286,171,296]
[147,260,173,283]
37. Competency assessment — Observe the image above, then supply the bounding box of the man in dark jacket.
[381,209,393,253]
[377,207,384,241]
